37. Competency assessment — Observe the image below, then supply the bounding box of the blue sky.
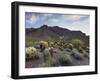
[25,12,90,35]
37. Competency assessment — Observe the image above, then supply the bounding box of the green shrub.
[82,50,89,58]
[38,61,52,67]
[51,58,59,66]
[71,49,84,60]
[67,43,74,50]
[49,42,54,47]
[83,53,89,58]
[51,36,67,49]
[38,58,57,67]
[69,39,85,49]
[86,46,89,53]
[59,54,73,66]
[26,41,34,47]
[78,46,83,53]
[38,48,58,67]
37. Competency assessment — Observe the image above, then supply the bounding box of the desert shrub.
[78,46,83,53]
[25,47,39,60]
[49,42,54,47]
[72,53,84,60]
[38,58,58,67]
[83,53,89,58]
[71,49,84,60]
[51,58,59,66]
[26,40,40,47]
[82,50,89,58]
[65,48,72,52]
[67,43,74,50]
[40,48,58,67]
[38,61,51,67]
[51,36,67,49]
[45,59,56,66]
[59,54,73,66]
[34,44,40,49]
[53,42,59,48]
[26,41,34,47]
[69,39,85,49]
[86,47,89,53]
[59,36,64,40]
[81,44,87,49]
[38,62,48,67]
[62,43,68,48]
[58,46,64,51]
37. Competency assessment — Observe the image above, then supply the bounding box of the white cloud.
[30,14,38,21]
[63,15,87,21]
[62,17,90,35]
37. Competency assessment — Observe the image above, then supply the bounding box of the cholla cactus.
[43,48,52,62]
[67,43,73,50]
[25,47,38,59]
[39,48,57,67]
[56,36,68,49]
[39,41,48,51]
[49,42,54,47]
[48,47,54,57]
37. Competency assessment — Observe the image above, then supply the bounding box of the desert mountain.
[26,25,89,43]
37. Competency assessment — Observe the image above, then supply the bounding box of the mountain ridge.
[26,25,89,43]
